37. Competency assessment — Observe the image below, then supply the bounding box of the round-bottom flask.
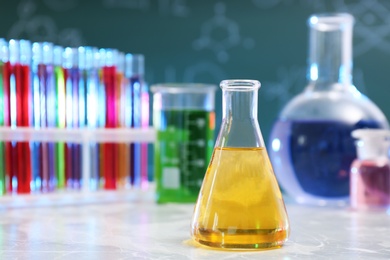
[269,13,389,206]
[191,80,290,250]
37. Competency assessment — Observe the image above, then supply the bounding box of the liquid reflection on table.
[0,190,389,259]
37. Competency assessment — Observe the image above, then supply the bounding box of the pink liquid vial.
[350,129,390,210]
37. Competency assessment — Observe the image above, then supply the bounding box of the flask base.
[192,227,288,250]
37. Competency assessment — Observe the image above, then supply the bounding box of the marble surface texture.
[0,190,389,259]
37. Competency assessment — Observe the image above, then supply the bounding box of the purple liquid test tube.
[125,54,147,188]
[63,47,82,189]
[31,42,56,192]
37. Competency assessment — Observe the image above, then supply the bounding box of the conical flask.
[191,79,290,250]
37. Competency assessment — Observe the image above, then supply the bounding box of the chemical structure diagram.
[8,0,85,47]
[252,0,327,10]
[252,0,390,56]
[262,66,306,109]
[262,66,368,110]
[183,61,227,83]
[192,2,254,63]
[332,0,390,56]
[252,0,290,9]
[102,0,190,17]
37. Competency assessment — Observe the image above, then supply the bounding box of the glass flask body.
[269,13,389,206]
[191,80,290,250]
[151,84,216,203]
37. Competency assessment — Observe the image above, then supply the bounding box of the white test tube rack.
[0,126,156,193]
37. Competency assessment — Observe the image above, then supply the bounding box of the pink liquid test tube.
[100,48,118,190]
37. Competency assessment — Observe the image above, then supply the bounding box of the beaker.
[151,83,216,203]
[269,13,389,206]
[191,80,290,250]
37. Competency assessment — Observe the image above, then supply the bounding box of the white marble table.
[0,190,389,259]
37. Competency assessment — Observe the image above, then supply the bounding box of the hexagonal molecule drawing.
[8,0,85,47]
[43,0,79,11]
[332,0,390,56]
[193,2,254,63]
[263,66,368,110]
[262,66,306,109]
[183,61,227,82]
[252,0,288,9]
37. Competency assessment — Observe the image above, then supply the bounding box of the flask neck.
[223,88,258,122]
[217,80,263,148]
[356,140,389,161]
[307,13,354,89]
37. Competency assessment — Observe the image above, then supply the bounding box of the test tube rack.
[0,126,156,192]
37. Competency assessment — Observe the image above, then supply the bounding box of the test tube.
[141,80,150,188]
[53,45,66,189]
[125,54,146,188]
[84,47,101,190]
[98,48,106,189]
[3,40,12,193]
[117,52,130,189]
[0,38,9,195]
[31,42,42,192]
[100,48,118,190]
[63,47,82,189]
[43,42,56,191]
[31,42,57,192]
[8,39,33,194]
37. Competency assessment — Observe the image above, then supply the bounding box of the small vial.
[350,129,390,211]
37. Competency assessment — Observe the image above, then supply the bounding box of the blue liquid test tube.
[83,46,101,190]
[63,47,82,189]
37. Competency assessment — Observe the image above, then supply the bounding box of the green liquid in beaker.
[154,109,214,203]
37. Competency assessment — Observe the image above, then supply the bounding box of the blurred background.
[0,0,390,144]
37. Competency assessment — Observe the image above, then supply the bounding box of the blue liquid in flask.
[270,119,384,200]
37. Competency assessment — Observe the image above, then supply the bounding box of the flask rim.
[308,13,354,31]
[220,79,260,91]
[150,83,216,94]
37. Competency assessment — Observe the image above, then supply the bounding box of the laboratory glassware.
[191,79,290,249]
[53,45,66,189]
[8,39,33,193]
[63,47,82,189]
[126,53,147,188]
[269,13,389,206]
[117,52,129,189]
[0,38,8,195]
[32,42,56,192]
[100,48,118,190]
[151,83,216,203]
[350,129,390,211]
[83,46,101,190]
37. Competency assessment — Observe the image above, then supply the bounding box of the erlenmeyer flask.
[191,79,290,250]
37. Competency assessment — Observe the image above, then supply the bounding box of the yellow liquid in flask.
[191,147,290,249]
